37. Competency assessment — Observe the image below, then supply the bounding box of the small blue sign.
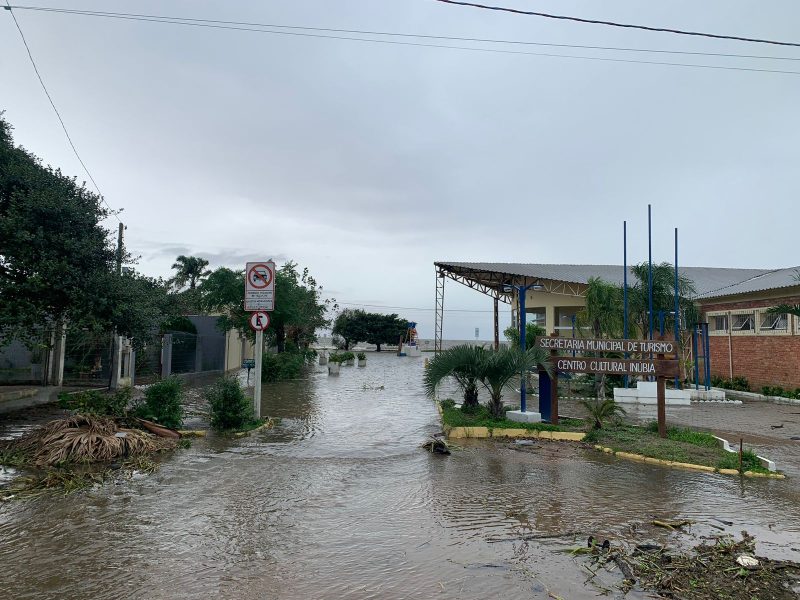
[242,359,256,369]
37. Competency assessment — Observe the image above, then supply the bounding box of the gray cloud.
[3,0,799,338]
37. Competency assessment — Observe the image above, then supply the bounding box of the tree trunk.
[375,343,382,352]
[463,384,479,408]
[275,325,286,353]
[488,395,504,418]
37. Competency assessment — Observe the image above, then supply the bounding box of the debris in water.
[573,531,800,599]
[421,437,450,455]
[736,554,759,567]
[652,518,694,530]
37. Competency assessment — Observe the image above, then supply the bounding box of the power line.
[10,5,800,62]
[7,5,800,76]
[3,3,120,221]
[434,0,800,48]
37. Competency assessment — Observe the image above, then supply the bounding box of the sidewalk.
[0,386,65,414]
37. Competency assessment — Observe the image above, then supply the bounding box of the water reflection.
[0,352,798,599]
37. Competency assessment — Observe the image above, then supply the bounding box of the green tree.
[579,277,624,339]
[0,114,119,343]
[332,309,369,350]
[365,313,407,352]
[503,322,546,350]
[577,278,625,399]
[170,255,211,290]
[199,262,333,352]
[629,262,697,339]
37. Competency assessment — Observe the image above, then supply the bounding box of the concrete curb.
[712,435,776,472]
[177,430,207,437]
[591,445,785,479]
[444,425,585,441]
[438,404,585,441]
[719,388,800,406]
[233,420,275,438]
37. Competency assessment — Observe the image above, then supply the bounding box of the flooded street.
[2,353,800,599]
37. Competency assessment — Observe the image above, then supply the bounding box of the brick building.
[696,267,800,391]
[434,262,800,391]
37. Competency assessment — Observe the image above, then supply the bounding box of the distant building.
[434,262,800,390]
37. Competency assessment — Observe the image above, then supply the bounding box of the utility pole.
[109,222,124,389]
[116,222,124,275]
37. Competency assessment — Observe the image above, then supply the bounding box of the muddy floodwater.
[2,353,800,599]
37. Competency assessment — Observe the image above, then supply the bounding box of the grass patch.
[441,404,583,432]
[586,424,772,474]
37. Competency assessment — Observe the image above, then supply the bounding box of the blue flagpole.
[648,204,653,341]
[674,228,680,389]
[623,220,628,388]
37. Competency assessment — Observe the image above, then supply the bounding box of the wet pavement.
[1,353,799,599]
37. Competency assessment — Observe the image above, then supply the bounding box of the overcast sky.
[2,0,798,339]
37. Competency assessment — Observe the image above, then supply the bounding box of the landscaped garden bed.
[583,423,776,475]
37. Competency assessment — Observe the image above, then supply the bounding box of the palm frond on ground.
[7,415,173,466]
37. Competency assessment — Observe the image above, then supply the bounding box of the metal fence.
[62,330,112,387]
[162,331,226,378]
[2,323,229,388]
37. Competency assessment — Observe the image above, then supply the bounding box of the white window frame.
[706,310,729,336]
[756,308,791,336]
[729,309,756,335]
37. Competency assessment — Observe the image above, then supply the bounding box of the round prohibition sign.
[248,263,273,289]
[249,311,271,332]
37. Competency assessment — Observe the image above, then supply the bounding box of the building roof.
[434,262,800,300]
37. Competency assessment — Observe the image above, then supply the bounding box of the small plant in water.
[207,376,255,431]
[134,376,184,430]
[357,352,366,361]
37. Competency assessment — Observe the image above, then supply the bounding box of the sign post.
[535,335,679,437]
[253,330,263,420]
[246,267,274,420]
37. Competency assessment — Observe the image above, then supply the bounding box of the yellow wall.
[224,330,255,372]
[514,288,588,335]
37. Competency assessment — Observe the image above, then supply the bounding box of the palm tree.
[768,271,800,319]
[424,345,487,409]
[480,346,550,418]
[425,345,551,418]
[579,397,627,429]
[170,255,211,290]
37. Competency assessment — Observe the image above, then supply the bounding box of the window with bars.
[732,312,755,331]
[711,314,729,333]
[760,311,788,331]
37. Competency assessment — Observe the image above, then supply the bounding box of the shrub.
[439,398,456,410]
[357,352,366,361]
[761,385,800,399]
[261,351,306,382]
[329,352,345,364]
[579,397,627,429]
[207,376,254,430]
[711,376,750,392]
[134,376,183,429]
[58,387,132,417]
